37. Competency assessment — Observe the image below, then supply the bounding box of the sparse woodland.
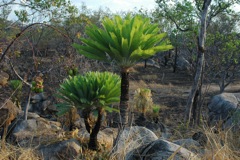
[0,0,240,159]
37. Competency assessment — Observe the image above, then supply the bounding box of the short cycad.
[56,71,121,150]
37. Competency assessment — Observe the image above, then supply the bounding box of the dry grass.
[203,127,240,160]
[0,143,41,160]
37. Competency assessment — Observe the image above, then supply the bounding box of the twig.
[24,88,31,121]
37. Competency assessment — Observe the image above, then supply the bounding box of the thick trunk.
[83,109,91,134]
[119,70,130,127]
[88,107,103,151]
[185,0,212,124]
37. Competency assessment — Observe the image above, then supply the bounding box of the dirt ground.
[1,55,240,139]
[128,63,240,138]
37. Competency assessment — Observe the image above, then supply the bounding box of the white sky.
[71,0,157,12]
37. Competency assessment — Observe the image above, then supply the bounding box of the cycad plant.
[134,88,153,118]
[73,14,173,127]
[56,71,121,150]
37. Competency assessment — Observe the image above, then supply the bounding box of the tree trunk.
[173,46,178,73]
[119,70,130,127]
[88,107,103,151]
[185,0,212,124]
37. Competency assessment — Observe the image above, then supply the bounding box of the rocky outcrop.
[126,139,199,160]
[21,92,57,118]
[208,93,240,130]
[112,126,158,158]
[135,115,169,138]
[0,100,21,141]
[0,100,20,127]
[9,112,62,147]
[37,138,82,160]
[78,127,118,150]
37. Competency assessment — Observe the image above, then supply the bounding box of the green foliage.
[1,0,77,23]
[152,105,161,114]
[56,71,121,116]
[9,80,22,91]
[9,79,23,109]
[73,14,173,69]
[66,65,78,76]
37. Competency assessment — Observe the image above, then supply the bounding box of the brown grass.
[203,127,240,160]
[0,143,41,160]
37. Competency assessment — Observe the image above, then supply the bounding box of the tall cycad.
[73,14,173,127]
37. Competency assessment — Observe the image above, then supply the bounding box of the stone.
[38,138,82,160]
[78,127,118,150]
[126,139,199,160]
[9,116,62,147]
[135,114,169,138]
[0,100,20,127]
[25,92,53,116]
[177,57,192,71]
[208,93,240,130]
[0,71,9,86]
[113,126,158,158]
[173,138,205,155]
[192,131,208,147]
[31,92,47,103]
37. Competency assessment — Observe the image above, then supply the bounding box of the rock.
[0,100,20,127]
[208,93,240,130]
[9,116,62,147]
[74,118,86,129]
[173,138,205,155]
[25,92,53,116]
[177,57,192,71]
[31,92,47,103]
[222,109,240,131]
[126,139,199,160]
[113,126,158,158]
[135,114,169,138]
[38,138,82,160]
[192,131,208,147]
[78,127,118,150]
[18,112,40,119]
[0,71,9,86]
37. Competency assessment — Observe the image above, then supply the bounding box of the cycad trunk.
[119,70,130,127]
[83,107,103,151]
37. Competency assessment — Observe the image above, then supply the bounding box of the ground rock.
[9,115,62,147]
[173,138,205,155]
[208,93,240,130]
[177,57,191,71]
[78,127,118,150]
[25,92,55,116]
[38,138,82,160]
[126,139,199,160]
[113,126,158,158]
[135,115,169,138]
[0,100,20,127]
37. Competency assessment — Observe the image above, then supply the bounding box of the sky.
[71,0,158,13]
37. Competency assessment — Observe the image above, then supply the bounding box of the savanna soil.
[129,63,240,138]
[1,52,240,140]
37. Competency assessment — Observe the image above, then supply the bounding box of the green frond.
[73,13,174,69]
[56,72,121,115]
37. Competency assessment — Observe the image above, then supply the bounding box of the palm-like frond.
[73,14,173,69]
[56,72,121,115]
